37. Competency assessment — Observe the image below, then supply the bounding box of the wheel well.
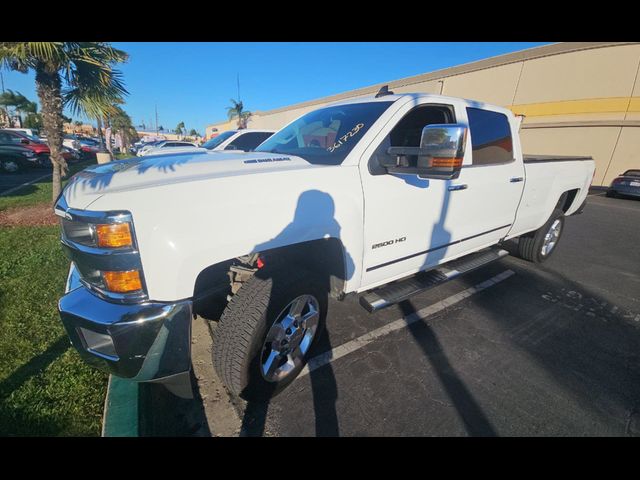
[557,189,579,213]
[258,237,348,299]
[192,237,349,318]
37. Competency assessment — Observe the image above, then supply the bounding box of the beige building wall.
[206,42,640,186]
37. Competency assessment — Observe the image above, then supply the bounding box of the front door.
[359,101,524,291]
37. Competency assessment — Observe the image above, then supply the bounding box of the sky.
[1,42,550,134]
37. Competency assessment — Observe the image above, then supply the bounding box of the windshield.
[202,131,236,150]
[255,101,393,165]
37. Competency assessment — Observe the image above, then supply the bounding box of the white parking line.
[298,269,516,378]
[0,172,51,197]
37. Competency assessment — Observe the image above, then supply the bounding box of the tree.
[175,121,185,138]
[189,128,199,137]
[226,99,251,129]
[0,42,128,201]
[109,104,137,153]
[0,89,32,126]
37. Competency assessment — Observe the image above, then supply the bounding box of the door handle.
[510,177,524,183]
[448,184,468,191]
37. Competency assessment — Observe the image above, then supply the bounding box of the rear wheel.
[517,208,565,263]
[606,190,616,198]
[212,265,327,402]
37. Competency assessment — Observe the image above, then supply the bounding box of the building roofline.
[242,42,637,118]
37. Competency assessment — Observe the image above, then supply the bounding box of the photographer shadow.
[240,189,354,436]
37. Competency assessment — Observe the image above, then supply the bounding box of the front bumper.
[58,264,192,382]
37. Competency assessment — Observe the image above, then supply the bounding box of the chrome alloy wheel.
[260,294,320,382]
[541,218,562,256]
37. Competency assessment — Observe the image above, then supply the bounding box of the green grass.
[0,160,97,212]
[0,226,108,436]
[0,159,110,436]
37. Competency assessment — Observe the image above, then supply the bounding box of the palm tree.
[0,42,128,201]
[175,121,185,138]
[0,89,31,126]
[226,99,251,129]
[109,104,137,153]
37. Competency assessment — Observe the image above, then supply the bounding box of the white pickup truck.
[55,89,595,401]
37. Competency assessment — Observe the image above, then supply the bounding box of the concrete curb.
[101,375,139,437]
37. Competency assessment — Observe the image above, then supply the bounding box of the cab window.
[466,108,513,165]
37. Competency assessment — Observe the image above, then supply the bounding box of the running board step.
[359,247,509,313]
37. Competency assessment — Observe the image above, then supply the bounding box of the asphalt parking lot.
[145,191,640,437]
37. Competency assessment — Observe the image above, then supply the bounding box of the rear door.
[443,106,525,253]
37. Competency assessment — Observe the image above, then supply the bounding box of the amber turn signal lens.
[431,157,463,168]
[96,223,133,248]
[102,270,142,293]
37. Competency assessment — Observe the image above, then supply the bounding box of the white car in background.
[137,140,197,157]
[141,129,275,157]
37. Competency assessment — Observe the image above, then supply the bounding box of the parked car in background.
[0,129,50,156]
[135,140,166,156]
[63,135,82,152]
[2,127,41,138]
[606,169,640,199]
[0,143,40,172]
[140,129,275,157]
[137,140,198,157]
[74,137,101,158]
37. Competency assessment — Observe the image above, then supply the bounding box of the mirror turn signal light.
[96,223,133,248]
[102,270,143,293]
[431,157,463,168]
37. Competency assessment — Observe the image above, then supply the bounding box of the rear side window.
[466,108,513,165]
[227,132,274,151]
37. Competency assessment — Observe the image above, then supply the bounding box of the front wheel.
[517,208,565,263]
[212,266,327,402]
[0,159,21,173]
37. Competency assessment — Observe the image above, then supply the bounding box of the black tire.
[606,190,616,198]
[212,265,328,402]
[517,208,565,263]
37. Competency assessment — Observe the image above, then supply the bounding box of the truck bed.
[523,154,593,164]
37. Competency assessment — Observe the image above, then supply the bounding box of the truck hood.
[62,151,313,209]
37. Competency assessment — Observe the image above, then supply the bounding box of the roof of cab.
[328,92,514,116]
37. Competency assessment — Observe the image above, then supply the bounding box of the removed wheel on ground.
[212,266,327,402]
[517,208,565,263]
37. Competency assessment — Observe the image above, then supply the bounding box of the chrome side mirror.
[382,123,467,180]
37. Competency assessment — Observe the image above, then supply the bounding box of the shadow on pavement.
[398,300,498,436]
[139,369,211,437]
[239,325,340,437]
[455,257,640,436]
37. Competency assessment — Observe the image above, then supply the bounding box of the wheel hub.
[541,218,562,256]
[260,294,320,382]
